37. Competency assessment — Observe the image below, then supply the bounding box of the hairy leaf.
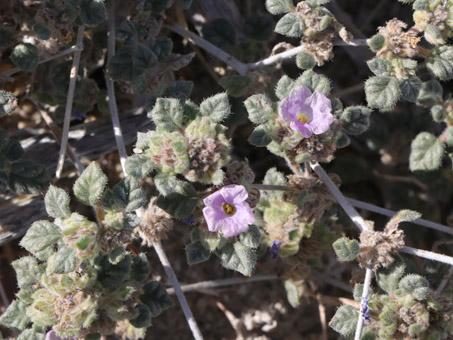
[73,162,108,206]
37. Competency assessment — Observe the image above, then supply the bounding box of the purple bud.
[270,240,281,259]
[184,214,195,225]
[361,297,371,324]
[72,109,87,121]
[45,330,76,340]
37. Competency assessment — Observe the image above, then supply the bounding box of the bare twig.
[317,294,328,340]
[152,239,204,340]
[354,268,373,340]
[167,275,279,294]
[400,247,453,266]
[105,1,127,176]
[167,24,249,75]
[1,45,83,80]
[435,266,453,297]
[55,25,85,178]
[347,197,453,236]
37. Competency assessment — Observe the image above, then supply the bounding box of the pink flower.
[45,330,75,340]
[202,185,256,237]
[280,86,333,138]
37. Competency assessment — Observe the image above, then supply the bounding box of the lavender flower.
[361,297,371,324]
[45,330,75,340]
[202,184,256,237]
[270,240,281,259]
[280,86,333,138]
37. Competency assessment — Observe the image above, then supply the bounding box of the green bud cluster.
[0,163,171,339]
[126,94,232,195]
[412,0,453,46]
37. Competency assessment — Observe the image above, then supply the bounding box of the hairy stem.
[55,25,85,178]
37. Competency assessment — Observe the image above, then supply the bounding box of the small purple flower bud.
[270,240,281,259]
[72,109,87,121]
[428,279,436,288]
[45,330,76,340]
[184,214,195,226]
[279,86,333,138]
[202,185,256,237]
[361,297,371,324]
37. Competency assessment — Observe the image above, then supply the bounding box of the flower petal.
[46,331,75,340]
[290,121,313,138]
[203,207,223,232]
[306,92,333,135]
[220,184,249,204]
[280,86,312,123]
[203,189,224,208]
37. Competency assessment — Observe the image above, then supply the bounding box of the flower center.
[222,203,236,216]
[296,113,310,124]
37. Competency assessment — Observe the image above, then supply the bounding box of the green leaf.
[133,44,157,70]
[186,241,211,264]
[149,37,173,61]
[97,253,132,288]
[10,43,39,71]
[376,259,406,293]
[79,0,106,25]
[244,94,275,124]
[284,279,300,307]
[365,76,401,110]
[296,52,316,69]
[12,257,41,289]
[244,14,274,41]
[108,45,157,81]
[0,90,17,117]
[426,45,453,81]
[399,274,429,300]
[125,154,154,178]
[17,329,45,340]
[219,75,254,98]
[140,281,173,317]
[329,305,358,337]
[110,177,147,212]
[130,304,152,328]
[161,80,193,100]
[248,125,273,147]
[154,172,182,196]
[0,300,30,331]
[332,237,360,261]
[367,34,385,52]
[217,241,257,276]
[367,58,391,76]
[20,220,60,254]
[399,77,422,103]
[117,20,138,45]
[431,105,447,122]
[45,185,71,218]
[265,0,294,14]
[73,162,108,206]
[168,52,195,71]
[199,92,231,122]
[417,80,443,106]
[340,106,372,135]
[150,97,184,131]
[275,13,304,38]
[295,70,331,94]
[130,253,150,282]
[202,19,236,51]
[54,246,77,274]
[156,183,199,219]
[396,209,422,222]
[409,132,444,171]
[8,161,50,194]
[238,225,261,248]
[275,75,294,99]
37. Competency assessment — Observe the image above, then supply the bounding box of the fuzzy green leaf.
[275,75,295,99]
[160,80,193,101]
[79,0,106,25]
[340,106,372,135]
[332,237,360,261]
[409,132,444,171]
[296,52,316,69]
[365,76,401,110]
[399,274,429,300]
[244,94,275,124]
[10,43,39,71]
[130,253,151,282]
[248,125,273,147]
[0,300,30,331]
[0,90,17,117]
[238,225,261,248]
[20,220,60,254]
[186,241,211,264]
[150,97,184,131]
[329,305,358,337]
[397,209,422,222]
[8,161,49,194]
[367,58,391,76]
[217,241,257,276]
[140,282,173,317]
[399,77,422,103]
[417,80,443,106]
[125,154,154,178]
[73,162,108,206]
[153,172,183,196]
[295,70,330,94]
[275,13,304,38]
[54,246,77,274]
[199,92,231,122]
[130,304,152,328]
[156,183,199,219]
[426,45,453,81]
[12,257,41,289]
[17,329,45,340]
[110,177,147,212]
[97,253,132,288]
[376,259,406,293]
[265,0,294,15]
[45,185,71,218]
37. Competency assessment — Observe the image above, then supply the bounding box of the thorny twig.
[55,25,85,178]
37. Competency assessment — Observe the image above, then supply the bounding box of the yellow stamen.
[222,203,236,216]
[297,113,310,124]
